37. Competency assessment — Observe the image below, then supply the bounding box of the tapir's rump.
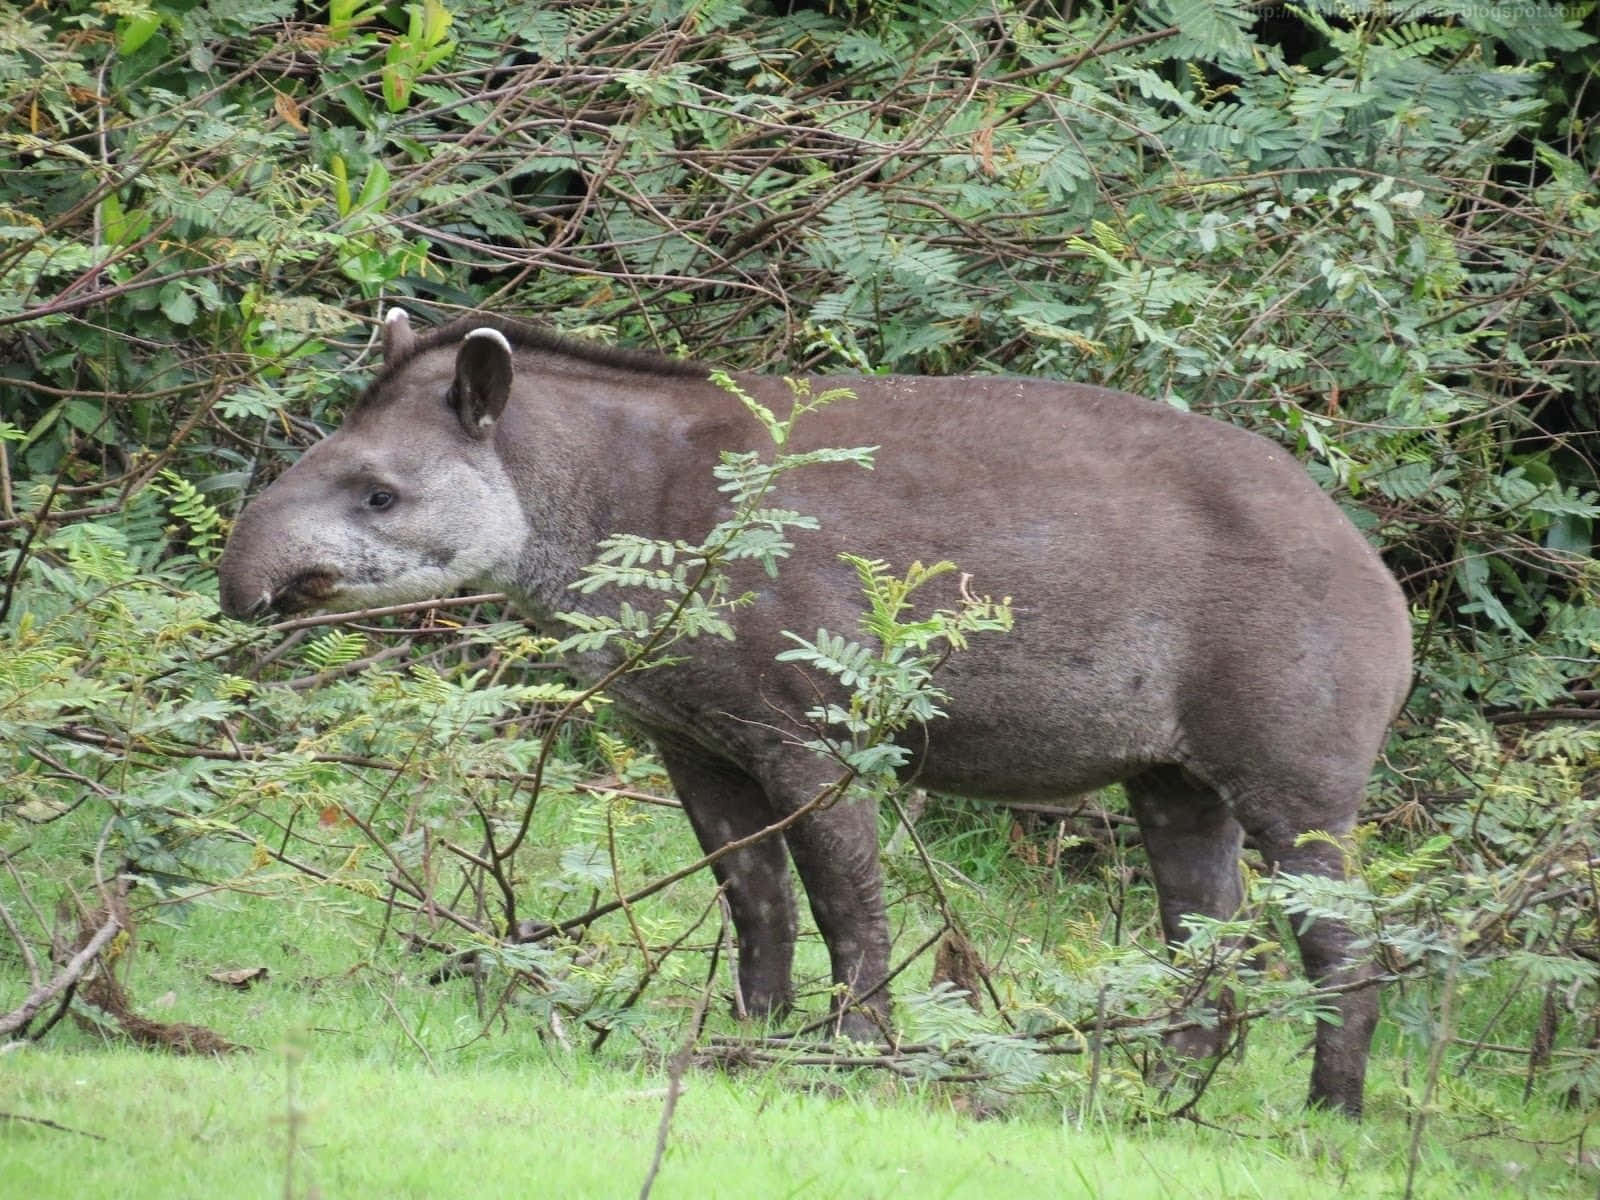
[219,310,1411,1115]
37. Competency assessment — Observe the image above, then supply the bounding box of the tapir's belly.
[906,685,1178,800]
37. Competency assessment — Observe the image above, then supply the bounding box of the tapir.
[218,309,1412,1115]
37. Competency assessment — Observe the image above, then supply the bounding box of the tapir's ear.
[382,306,415,363]
[451,327,514,438]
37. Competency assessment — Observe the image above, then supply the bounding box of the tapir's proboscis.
[218,310,1411,1116]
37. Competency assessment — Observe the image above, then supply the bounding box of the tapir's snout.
[220,570,339,620]
[217,542,271,621]
[217,487,343,620]
[218,546,343,619]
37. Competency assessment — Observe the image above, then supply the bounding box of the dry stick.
[263,593,509,633]
[284,644,412,691]
[0,1112,106,1141]
[0,494,196,533]
[1487,706,1600,725]
[1165,1020,1243,1122]
[790,926,947,1039]
[44,937,129,1043]
[0,445,69,626]
[1085,982,1109,1125]
[0,431,12,521]
[591,883,729,1055]
[22,746,115,802]
[0,909,121,1038]
[1405,946,1462,1200]
[638,906,723,1200]
[0,262,234,327]
[1455,964,1534,1080]
[1525,982,1561,1104]
[884,788,1013,1026]
[1444,1038,1592,1060]
[377,989,437,1074]
[718,892,747,1021]
[607,799,656,973]
[0,896,42,990]
[1,858,55,961]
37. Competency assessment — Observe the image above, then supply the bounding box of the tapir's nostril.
[272,569,339,614]
[221,571,338,620]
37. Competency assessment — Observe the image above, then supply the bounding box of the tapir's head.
[217,308,528,618]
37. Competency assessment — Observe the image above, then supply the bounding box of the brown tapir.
[218,309,1412,1115]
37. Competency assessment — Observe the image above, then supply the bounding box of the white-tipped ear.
[451,327,514,437]
[465,326,512,355]
[382,306,415,362]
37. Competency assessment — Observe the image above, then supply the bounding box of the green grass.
[0,1047,1512,1200]
[4,874,1597,1199]
[4,792,1598,1198]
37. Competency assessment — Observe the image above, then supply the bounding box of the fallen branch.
[0,909,122,1039]
[264,593,510,633]
[1486,706,1600,725]
[694,969,1398,1082]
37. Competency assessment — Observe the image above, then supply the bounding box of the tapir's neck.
[491,363,752,622]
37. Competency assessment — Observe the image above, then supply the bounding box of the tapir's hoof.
[736,990,792,1024]
[1307,1081,1365,1119]
[1309,1094,1363,1119]
[829,1006,887,1043]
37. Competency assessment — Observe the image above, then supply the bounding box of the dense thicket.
[2,0,1597,1117]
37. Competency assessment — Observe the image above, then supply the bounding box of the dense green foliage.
[2,0,1598,1185]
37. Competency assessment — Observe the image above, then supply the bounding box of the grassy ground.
[3,805,1597,1198]
[6,1045,1548,1200]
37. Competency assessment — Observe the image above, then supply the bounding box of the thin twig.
[378,989,437,1073]
[0,1111,107,1141]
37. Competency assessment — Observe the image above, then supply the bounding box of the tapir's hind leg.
[1132,759,1381,1117]
[1124,765,1248,1062]
[657,744,798,1019]
[1232,799,1379,1118]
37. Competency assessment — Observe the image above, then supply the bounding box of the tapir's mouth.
[272,569,340,614]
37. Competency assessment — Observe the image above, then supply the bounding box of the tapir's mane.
[356,313,710,414]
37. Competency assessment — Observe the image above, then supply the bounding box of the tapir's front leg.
[759,756,891,1039]
[656,743,798,1018]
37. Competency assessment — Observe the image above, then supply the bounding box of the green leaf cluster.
[779,556,1013,777]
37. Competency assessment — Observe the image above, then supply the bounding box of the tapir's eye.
[366,489,396,511]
